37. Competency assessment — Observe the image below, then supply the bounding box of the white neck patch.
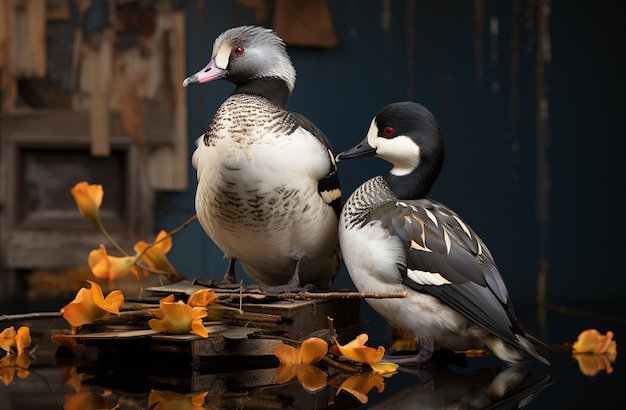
[367,119,421,176]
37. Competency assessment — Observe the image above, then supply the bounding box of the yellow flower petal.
[297,337,328,364]
[70,182,103,225]
[369,361,399,374]
[190,316,209,338]
[148,301,207,337]
[62,288,104,327]
[274,339,328,390]
[15,327,31,356]
[88,281,124,315]
[335,333,385,365]
[134,231,177,276]
[275,344,298,365]
[187,289,218,308]
[88,245,137,281]
[61,281,124,327]
[573,329,618,355]
[0,327,17,352]
[152,230,173,253]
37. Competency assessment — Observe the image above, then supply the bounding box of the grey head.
[183,25,296,92]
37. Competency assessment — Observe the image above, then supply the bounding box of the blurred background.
[1,0,625,308]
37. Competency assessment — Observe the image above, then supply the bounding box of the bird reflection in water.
[366,362,551,409]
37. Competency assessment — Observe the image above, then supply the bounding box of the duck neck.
[232,77,291,109]
[382,167,437,200]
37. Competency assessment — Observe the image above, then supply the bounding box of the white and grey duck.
[184,26,341,292]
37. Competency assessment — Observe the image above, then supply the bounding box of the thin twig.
[322,355,365,374]
[234,291,408,300]
[166,214,198,237]
[0,312,63,323]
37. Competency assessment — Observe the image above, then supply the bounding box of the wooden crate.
[70,297,361,360]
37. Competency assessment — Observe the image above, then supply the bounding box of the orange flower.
[572,329,617,377]
[15,327,31,356]
[70,182,104,226]
[0,326,31,355]
[333,334,398,374]
[572,329,617,355]
[61,281,124,328]
[187,289,218,308]
[134,231,178,276]
[88,244,139,280]
[274,337,328,392]
[148,294,208,337]
[0,327,17,353]
[148,390,208,410]
[336,372,386,404]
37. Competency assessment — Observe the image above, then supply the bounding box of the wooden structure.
[0,0,188,270]
[63,280,361,361]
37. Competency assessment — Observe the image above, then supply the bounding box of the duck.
[336,101,549,365]
[183,26,341,291]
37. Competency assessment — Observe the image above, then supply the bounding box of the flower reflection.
[61,281,124,329]
[50,331,87,358]
[275,337,328,392]
[333,334,398,374]
[573,353,616,377]
[0,353,31,386]
[572,329,618,376]
[63,391,119,410]
[148,390,208,410]
[148,294,208,337]
[336,372,386,404]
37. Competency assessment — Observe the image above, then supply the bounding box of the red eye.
[383,127,394,137]
[232,46,244,55]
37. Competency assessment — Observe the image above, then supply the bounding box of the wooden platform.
[65,282,362,364]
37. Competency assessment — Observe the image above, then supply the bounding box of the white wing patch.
[409,213,431,252]
[410,239,431,253]
[425,208,438,226]
[320,188,341,204]
[476,239,483,255]
[452,215,472,238]
[407,269,452,286]
[443,229,452,254]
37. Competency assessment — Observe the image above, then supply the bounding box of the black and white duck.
[336,101,549,365]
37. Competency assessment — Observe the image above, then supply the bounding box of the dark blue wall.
[156,1,626,301]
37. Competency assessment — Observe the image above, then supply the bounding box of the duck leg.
[194,258,239,288]
[254,259,316,293]
[383,338,435,366]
